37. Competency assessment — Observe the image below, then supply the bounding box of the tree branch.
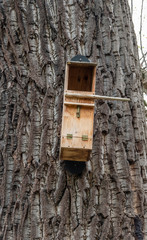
[131,0,133,16]
[139,0,147,68]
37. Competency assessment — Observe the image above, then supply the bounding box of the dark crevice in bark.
[134,216,144,240]
[63,160,86,176]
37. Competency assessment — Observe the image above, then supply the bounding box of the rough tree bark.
[0,0,146,239]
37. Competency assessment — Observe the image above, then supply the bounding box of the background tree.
[0,0,146,239]
[128,0,147,117]
[129,0,147,70]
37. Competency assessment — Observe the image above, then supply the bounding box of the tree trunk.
[0,0,146,239]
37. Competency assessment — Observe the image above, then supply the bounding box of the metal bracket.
[67,134,73,139]
[82,135,88,141]
[76,106,80,118]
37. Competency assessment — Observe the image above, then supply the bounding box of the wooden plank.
[60,147,91,161]
[65,97,94,105]
[65,90,95,104]
[60,104,94,161]
[92,66,96,92]
[65,92,130,101]
[64,101,94,107]
[61,105,94,145]
[64,64,69,91]
[61,136,92,149]
[65,90,94,95]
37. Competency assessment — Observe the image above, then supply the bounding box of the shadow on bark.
[62,160,86,176]
[134,216,143,240]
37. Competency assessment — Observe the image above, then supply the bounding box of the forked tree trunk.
[0,0,147,239]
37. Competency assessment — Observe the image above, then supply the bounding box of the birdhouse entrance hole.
[68,65,94,92]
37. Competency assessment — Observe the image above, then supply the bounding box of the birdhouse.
[60,55,97,161]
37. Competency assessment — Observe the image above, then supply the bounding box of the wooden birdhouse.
[60,55,97,162]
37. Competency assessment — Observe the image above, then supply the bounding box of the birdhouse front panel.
[60,57,97,162]
[60,104,94,161]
